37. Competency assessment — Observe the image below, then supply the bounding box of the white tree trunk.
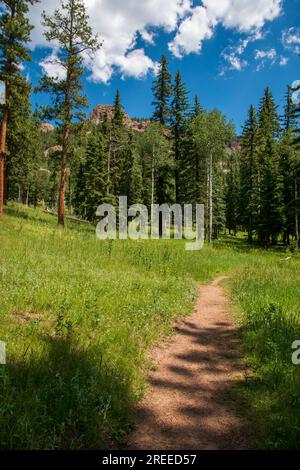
[295,178,299,245]
[151,144,155,221]
[209,151,213,244]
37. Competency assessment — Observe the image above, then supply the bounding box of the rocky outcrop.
[90,105,152,132]
[90,105,117,125]
[227,138,241,153]
[41,122,55,133]
[130,118,152,132]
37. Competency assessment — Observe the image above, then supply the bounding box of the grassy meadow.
[1,204,300,449]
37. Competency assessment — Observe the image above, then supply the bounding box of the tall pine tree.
[74,126,105,221]
[38,0,99,225]
[0,0,38,220]
[152,55,172,126]
[279,87,298,244]
[105,89,127,203]
[226,152,240,235]
[190,95,203,119]
[240,105,259,242]
[120,133,143,205]
[170,71,189,202]
[257,88,284,244]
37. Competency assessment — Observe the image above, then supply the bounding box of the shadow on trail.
[127,314,250,450]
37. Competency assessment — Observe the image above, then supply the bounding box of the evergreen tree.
[38,0,99,225]
[257,88,285,244]
[120,133,143,205]
[152,54,172,126]
[170,71,189,202]
[6,78,44,206]
[104,89,128,203]
[181,109,234,241]
[278,88,298,244]
[226,152,240,235]
[113,89,124,127]
[283,86,297,132]
[0,0,38,220]
[279,131,297,244]
[82,127,105,221]
[240,105,259,242]
[291,82,300,244]
[190,95,203,119]
[292,82,300,146]
[73,159,86,216]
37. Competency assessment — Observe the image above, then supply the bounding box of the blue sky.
[26,0,300,133]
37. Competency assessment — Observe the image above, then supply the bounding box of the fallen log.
[44,208,91,225]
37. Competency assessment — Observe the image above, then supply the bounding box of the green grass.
[230,258,300,449]
[1,203,300,449]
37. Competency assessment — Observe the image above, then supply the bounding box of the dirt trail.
[127,276,248,450]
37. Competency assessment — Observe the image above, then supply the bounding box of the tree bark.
[151,143,158,234]
[58,123,70,225]
[0,83,8,221]
[208,150,213,244]
[174,128,180,203]
[58,1,74,226]
[107,130,112,196]
[151,144,155,209]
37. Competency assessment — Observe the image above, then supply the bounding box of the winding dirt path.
[127,276,248,450]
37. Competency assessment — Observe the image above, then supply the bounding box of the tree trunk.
[26,187,29,207]
[208,151,213,244]
[174,128,180,203]
[206,162,209,240]
[0,84,8,221]
[295,178,299,247]
[58,3,75,226]
[107,130,112,196]
[151,144,155,210]
[58,123,70,225]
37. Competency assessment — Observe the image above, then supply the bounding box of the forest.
[1,0,300,453]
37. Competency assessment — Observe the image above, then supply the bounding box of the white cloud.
[222,53,247,71]
[254,48,277,71]
[169,0,281,60]
[168,6,214,58]
[115,49,159,79]
[39,51,67,81]
[140,29,155,45]
[202,0,282,32]
[29,0,283,83]
[279,56,289,66]
[255,48,277,60]
[30,0,192,83]
[219,31,264,76]
[282,27,300,54]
